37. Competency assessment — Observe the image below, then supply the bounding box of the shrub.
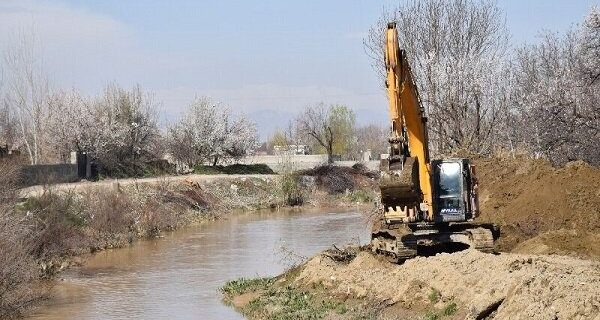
[0,160,44,318]
[280,172,304,206]
[24,191,90,260]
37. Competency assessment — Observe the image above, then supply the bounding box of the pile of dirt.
[474,156,600,257]
[294,250,600,319]
[298,164,378,194]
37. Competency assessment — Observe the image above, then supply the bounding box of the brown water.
[26,209,370,320]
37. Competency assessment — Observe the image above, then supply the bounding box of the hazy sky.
[0,0,597,138]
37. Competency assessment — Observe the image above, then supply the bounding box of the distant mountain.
[248,109,295,141]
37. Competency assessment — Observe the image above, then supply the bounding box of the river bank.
[223,247,600,320]
[221,156,600,319]
[1,164,378,319]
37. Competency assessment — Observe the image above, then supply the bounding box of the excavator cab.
[431,159,479,223]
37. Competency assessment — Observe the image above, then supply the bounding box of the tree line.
[271,1,600,167]
[0,32,260,177]
[365,0,600,166]
[1,1,598,173]
[267,103,388,163]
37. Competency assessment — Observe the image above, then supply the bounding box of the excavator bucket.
[379,157,421,223]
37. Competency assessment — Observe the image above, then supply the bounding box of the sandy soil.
[292,249,600,319]
[474,156,600,258]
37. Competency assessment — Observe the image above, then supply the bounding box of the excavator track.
[371,224,497,263]
[465,227,495,253]
[370,220,417,262]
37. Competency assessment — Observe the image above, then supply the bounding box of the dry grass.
[0,170,219,318]
[0,165,375,317]
[298,164,377,194]
[0,159,46,318]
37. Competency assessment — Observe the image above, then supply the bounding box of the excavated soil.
[294,250,600,319]
[474,156,600,258]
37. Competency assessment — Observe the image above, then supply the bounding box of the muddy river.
[26,209,370,320]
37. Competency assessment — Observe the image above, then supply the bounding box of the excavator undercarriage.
[371,220,497,263]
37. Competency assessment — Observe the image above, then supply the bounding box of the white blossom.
[167,97,258,167]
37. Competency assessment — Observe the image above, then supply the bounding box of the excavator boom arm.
[384,23,433,219]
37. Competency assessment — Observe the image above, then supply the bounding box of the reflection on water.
[26,209,370,320]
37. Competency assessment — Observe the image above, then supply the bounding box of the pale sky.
[0,0,597,139]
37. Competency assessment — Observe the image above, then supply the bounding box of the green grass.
[193,164,274,175]
[223,275,349,320]
[443,302,457,316]
[424,310,440,320]
[221,277,274,297]
[347,189,375,203]
[428,288,441,304]
[257,286,348,320]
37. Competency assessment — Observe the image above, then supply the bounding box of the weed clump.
[443,302,457,316]
[221,277,274,297]
[428,288,441,303]
[280,172,304,206]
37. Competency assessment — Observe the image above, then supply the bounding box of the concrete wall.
[238,154,326,172]
[20,164,79,187]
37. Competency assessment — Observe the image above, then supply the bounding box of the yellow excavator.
[371,23,498,262]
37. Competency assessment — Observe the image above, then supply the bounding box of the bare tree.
[0,102,17,150]
[168,97,258,167]
[295,103,355,163]
[2,29,52,164]
[365,0,509,155]
[355,124,388,159]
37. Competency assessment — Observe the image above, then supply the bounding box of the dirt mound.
[295,250,600,319]
[298,164,377,194]
[512,229,600,259]
[474,156,600,255]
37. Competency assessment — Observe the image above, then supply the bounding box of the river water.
[26,209,370,320]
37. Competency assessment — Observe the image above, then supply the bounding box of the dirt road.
[19,174,278,198]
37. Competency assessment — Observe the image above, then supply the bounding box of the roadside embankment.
[224,248,600,320]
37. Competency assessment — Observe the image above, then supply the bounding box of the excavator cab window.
[432,160,467,222]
